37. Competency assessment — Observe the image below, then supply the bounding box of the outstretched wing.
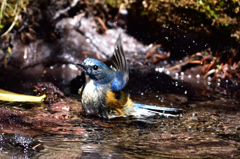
[110,35,129,91]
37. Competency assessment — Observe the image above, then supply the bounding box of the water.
[0,72,240,158]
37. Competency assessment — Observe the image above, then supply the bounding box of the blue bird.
[77,36,182,119]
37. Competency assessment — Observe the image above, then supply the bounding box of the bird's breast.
[81,79,108,115]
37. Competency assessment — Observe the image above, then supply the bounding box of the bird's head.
[77,58,115,84]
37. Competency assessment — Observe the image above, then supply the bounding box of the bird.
[77,36,182,119]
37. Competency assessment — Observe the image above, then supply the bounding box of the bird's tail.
[134,103,182,117]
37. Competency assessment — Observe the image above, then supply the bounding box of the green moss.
[0,0,29,36]
[103,0,239,43]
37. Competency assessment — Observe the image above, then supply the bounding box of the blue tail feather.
[134,103,182,113]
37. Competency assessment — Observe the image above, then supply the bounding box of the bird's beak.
[76,63,86,70]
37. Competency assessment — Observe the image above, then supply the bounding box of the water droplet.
[166,71,170,75]
[184,90,187,94]
[86,38,90,43]
[141,93,144,95]
[120,9,128,15]
[175,81,178,86]
[196,74,200,78]
[69,64,78,70]
[158,67,164,72]
[188,75,191,78]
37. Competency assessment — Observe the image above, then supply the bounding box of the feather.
[134,103,182,113]
[105,90,135,117]
[110,35,129,91]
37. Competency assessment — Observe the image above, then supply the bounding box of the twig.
[95,16,107,34]
[167,52,203,71]
[33,86,45,96]
[1,13,19,37]
[0,0,7,26]
[53,0,81,20]
[32,143,42,150]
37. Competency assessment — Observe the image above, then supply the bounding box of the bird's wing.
[110,35,129,91]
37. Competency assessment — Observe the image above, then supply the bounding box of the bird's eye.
[93,65,98,70]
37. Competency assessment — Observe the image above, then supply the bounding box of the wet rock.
[34,82,65,104]
[9,39,54,68]
[0,134,43,158]
[9,134,43,151]
[6,15,147,71]
[54,17,101,63]
[76,16,147,58]
[171,128,181,134]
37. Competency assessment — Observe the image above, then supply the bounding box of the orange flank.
[105,91,134,116]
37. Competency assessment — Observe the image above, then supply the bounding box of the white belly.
[81,79,107,115]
